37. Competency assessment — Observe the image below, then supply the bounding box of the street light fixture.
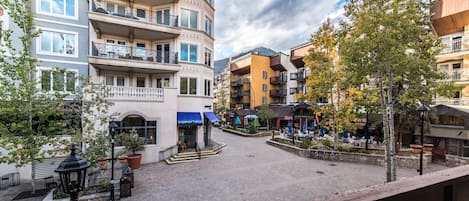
[109,121,119,201]
[416,104,430,175]
[55,145,90,201]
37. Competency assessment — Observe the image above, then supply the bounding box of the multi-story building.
[88,0,215,163]
[289,42,314,101]
[214,64,231,120]
[433,0,469,105]
[229,49,276,109]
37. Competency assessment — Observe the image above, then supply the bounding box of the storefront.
[177,112,203,150]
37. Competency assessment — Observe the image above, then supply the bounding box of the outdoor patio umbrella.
[234,116,241,126]
[310,121,316,131]
[302,121,307,134]
[288,120,292,134]
[319,128,325,137]
[245,114,258,119]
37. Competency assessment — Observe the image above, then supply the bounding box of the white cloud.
[214,0,346,60]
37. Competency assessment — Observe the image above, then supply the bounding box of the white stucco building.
[88,0,216,163]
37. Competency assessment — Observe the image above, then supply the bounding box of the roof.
[432,104,469,118]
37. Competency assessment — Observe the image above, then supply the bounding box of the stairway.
[165,143,227,165]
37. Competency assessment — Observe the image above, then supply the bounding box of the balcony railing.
[434,98,469,106]
[270,76,287,84]
[230,78,250,87]
[91,42,178,64]
[92,1,179,27]
[441,69,466,81]
[107,86,164,101]
[441,37,465,54]
[270,89,287,97]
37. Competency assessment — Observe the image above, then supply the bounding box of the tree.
[215,87,229,120]
[339,0,456,182]
[0,0,71,193]
[302,19,360,150]
[257,104,274,129]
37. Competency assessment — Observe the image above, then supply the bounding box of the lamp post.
[109,121,119,201]
[291,106,295,145]
[417,104,429,175]
[55,145,90,201]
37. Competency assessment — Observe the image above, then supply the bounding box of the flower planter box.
[410,144,423,154]
[423,143,434,152]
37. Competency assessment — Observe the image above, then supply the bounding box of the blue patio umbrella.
[302,121,307,134]
[343,130,349,138]
[234,116,241,125]
[310,121,316,131]
[319,128,325,137]
[287,120,292,134]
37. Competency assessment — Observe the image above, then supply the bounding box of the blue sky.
[214,0,346,60]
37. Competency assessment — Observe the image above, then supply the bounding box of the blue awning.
[177,112,203,125]
[204,112,220,123]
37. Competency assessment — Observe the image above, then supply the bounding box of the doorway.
[179,127,197,149]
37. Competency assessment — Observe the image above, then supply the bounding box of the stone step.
[169,154,219,161]
[165,154,220,165]
[172,152,218,158]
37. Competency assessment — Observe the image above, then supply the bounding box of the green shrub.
[247,124,257,134]
[320,138,333,148]
[339,143,353,152]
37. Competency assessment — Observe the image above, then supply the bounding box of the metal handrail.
[92,42,178,64]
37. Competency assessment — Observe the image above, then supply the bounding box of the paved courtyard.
[126,128,446,201]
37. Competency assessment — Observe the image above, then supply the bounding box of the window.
[262,96,267,104]
[136,8,146,19]
[180,43,197,62]
[106,2,126,15]
[180,77,197,95]
[156,78,170,88]
[156,9,170,25]
[204,79,211,96]
[453,63,461,69]
[262,71,268,79]
[115,116,157,145]
[105,75,125,86]
[205,17,212,36]
[39,0,76,17]
[204,48,212,67]
[39,30,76,56]
[156,43,170,63]
[181,9,197,29]
[437,115,464,126]
[262,84,267,92]
[39,69,77,92]
[136,77,146,87]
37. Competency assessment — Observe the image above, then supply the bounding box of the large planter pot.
[118,156,127,164]
[127,154,142,169]
[423,143,434,152]
[410,144,423,154]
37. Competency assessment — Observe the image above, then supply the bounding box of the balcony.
[90,1,180,41]
[441,69,467,81]
[270,76,287,85]
[90,42,179,72]
[270,89,287,97]
[107,86,164,101]
[243,90,251,96]
[434,98,469,105]
[270,54,286,71]
[290,43,314,68]
[230,78,250,87]
[440,37,466,54]
[431,0,469,36]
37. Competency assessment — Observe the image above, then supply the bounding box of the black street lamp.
[291,106,295,145]
[55,145,90,201]
[417,104,430,175]
[109,121,119,201]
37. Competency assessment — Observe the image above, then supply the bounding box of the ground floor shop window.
[115,115,157,145]
[178,126,197,149]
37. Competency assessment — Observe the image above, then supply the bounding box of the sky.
[214,0,346,60]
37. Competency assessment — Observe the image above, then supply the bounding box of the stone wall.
[266,139,431,169]
[446,154,469,167]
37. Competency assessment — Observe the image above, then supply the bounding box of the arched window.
[115,115,157,145]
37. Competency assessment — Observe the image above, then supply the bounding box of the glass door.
[156,43,170,63]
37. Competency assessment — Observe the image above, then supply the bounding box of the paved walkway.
[125,128,447,201]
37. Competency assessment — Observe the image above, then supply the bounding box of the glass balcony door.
[155,9,170,25]
[156,43,170,63]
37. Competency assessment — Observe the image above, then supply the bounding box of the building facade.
[214,65,231,121]
[432,0,469,105]
[88,0,215,163]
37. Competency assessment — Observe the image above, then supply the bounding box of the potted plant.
[124,129,145,169]
[423,143,434,152]
[117,151,127,164]
[410,144,423,154]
